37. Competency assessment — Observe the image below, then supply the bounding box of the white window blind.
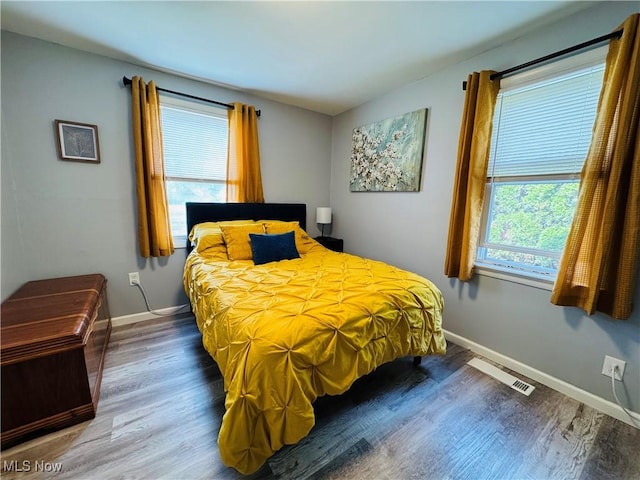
[488,63,605,178]
[161,105,228,181]
[476,47,606,282]
[159,96,229,243]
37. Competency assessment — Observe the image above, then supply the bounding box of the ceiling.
[1,1,596,116]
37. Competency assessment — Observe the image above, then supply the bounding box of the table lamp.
[316,207,332,238]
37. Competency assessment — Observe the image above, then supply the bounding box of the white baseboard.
[111,305,189,328]
[444,329,640,429]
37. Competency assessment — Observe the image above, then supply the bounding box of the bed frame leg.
[413,356,422,366]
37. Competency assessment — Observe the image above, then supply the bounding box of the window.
[476,47,606,282]
[160,96,228,243]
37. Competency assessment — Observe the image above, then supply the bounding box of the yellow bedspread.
[184,239,446,474]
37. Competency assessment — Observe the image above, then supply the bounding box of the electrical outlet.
[602,355,625,381]
[128,272,140,286]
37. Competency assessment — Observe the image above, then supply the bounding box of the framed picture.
[350,108,427,192]
[54,120,100,163]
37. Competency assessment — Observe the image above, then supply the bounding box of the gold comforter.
[184,238,446,474]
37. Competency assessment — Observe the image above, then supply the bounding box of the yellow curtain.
[444,71,500,281]
[551,14,640,320]
[131,76,174,258]
[227,102,265,203]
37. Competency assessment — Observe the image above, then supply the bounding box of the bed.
[183,202,446,474]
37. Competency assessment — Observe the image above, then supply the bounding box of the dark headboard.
[185,202,307,252]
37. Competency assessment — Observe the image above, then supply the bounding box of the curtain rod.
[462,28,623,90]
[122,76,261,117]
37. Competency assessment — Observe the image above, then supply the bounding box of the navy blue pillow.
[249,231,300,265]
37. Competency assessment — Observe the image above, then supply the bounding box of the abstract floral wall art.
[350,109,427,192]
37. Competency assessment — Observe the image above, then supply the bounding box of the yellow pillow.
[220,224,266,260]
[261,220,314,254]
[189,220,256,254]
[189,223,224,253]
[261,220,298,233]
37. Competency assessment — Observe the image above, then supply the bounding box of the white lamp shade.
[316,207,332,224]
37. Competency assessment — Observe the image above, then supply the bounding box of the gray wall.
[1,31,332,316]
[330,2,640,412]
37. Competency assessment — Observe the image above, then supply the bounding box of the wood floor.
[2,314,638,479]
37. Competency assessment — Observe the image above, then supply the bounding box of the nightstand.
[315,236,344,252]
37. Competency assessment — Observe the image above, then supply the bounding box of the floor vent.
[468,357,535,397]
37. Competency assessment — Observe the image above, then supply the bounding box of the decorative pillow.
[261,220,298,232]
[189,220,257,254]
[249,231,300,265]
[188,223,225,253]
[220,224,266,260]
[261,220,314,254]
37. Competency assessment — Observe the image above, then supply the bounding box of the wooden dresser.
[1,274,112,449]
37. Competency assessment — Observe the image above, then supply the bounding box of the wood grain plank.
[578,414,640,480]
[2,315,638,480]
